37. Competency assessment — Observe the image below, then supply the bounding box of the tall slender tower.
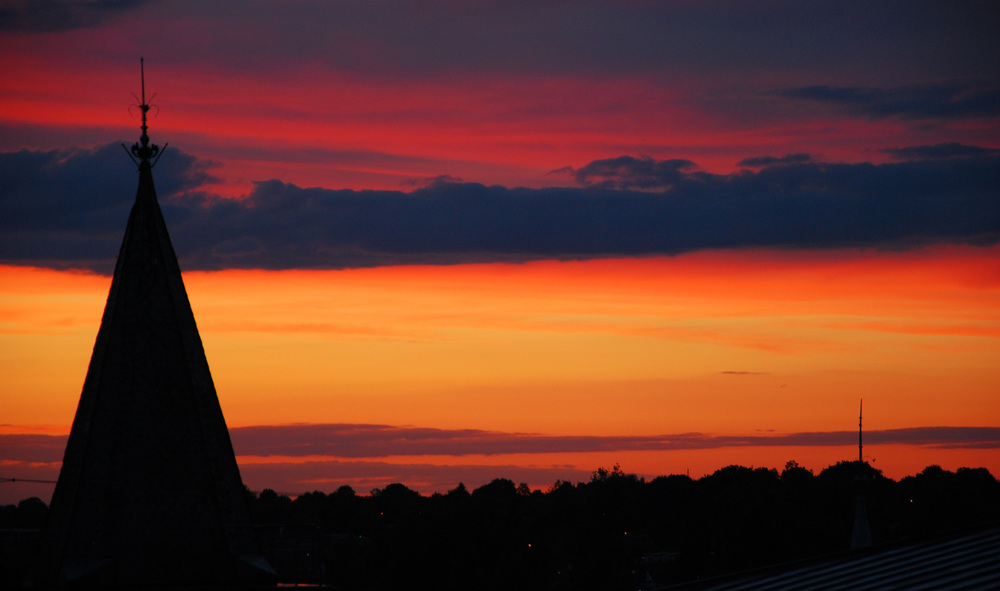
[850,400,873,550]
[858,399,863,464]
[33,60,273,588]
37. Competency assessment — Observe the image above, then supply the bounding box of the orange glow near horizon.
[2,245,998,492]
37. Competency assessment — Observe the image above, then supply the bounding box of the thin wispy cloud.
[231,424,1000,456]
[738,153,813,168]
[779,83,1000,120]
[880,143,1000,161]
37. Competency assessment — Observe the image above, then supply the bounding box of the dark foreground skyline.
[3,461,998,589]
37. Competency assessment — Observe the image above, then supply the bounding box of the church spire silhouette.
[32,59,274,588]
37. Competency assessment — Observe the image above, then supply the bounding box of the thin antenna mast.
[858,399,863,464]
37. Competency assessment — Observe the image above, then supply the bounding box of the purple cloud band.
[230,424,1000,457]
[3,424,997,465]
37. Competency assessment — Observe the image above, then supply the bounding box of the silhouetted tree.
[250,488,294,524]
[15,463,992,589]
[0,498,47,588]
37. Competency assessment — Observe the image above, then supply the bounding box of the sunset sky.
[1,1,999,504]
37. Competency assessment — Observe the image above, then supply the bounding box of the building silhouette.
[32,61,274,588]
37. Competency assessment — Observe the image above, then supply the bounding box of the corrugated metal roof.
[670,524,1000,591]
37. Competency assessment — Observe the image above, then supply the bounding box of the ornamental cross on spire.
[126,57,165,168]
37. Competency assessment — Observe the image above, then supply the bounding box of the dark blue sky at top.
[6,1,996,78]
[3,1,998,85]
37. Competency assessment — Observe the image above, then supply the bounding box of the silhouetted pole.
[859,399,863,463]
[851,399,873,550]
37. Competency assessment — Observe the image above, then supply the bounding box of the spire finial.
[125,57,164,168]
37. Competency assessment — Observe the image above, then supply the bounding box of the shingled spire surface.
[34,60,272,588]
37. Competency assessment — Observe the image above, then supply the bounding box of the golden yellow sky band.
[2,246,997,448]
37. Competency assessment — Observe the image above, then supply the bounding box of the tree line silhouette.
[2,462,998,590]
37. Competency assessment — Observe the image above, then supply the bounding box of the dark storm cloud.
[778,82,1000,120]
[2,144,999,272]
[0,0,148,32]
[0,143,213,269]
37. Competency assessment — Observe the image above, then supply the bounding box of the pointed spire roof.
[34,60,272,587]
